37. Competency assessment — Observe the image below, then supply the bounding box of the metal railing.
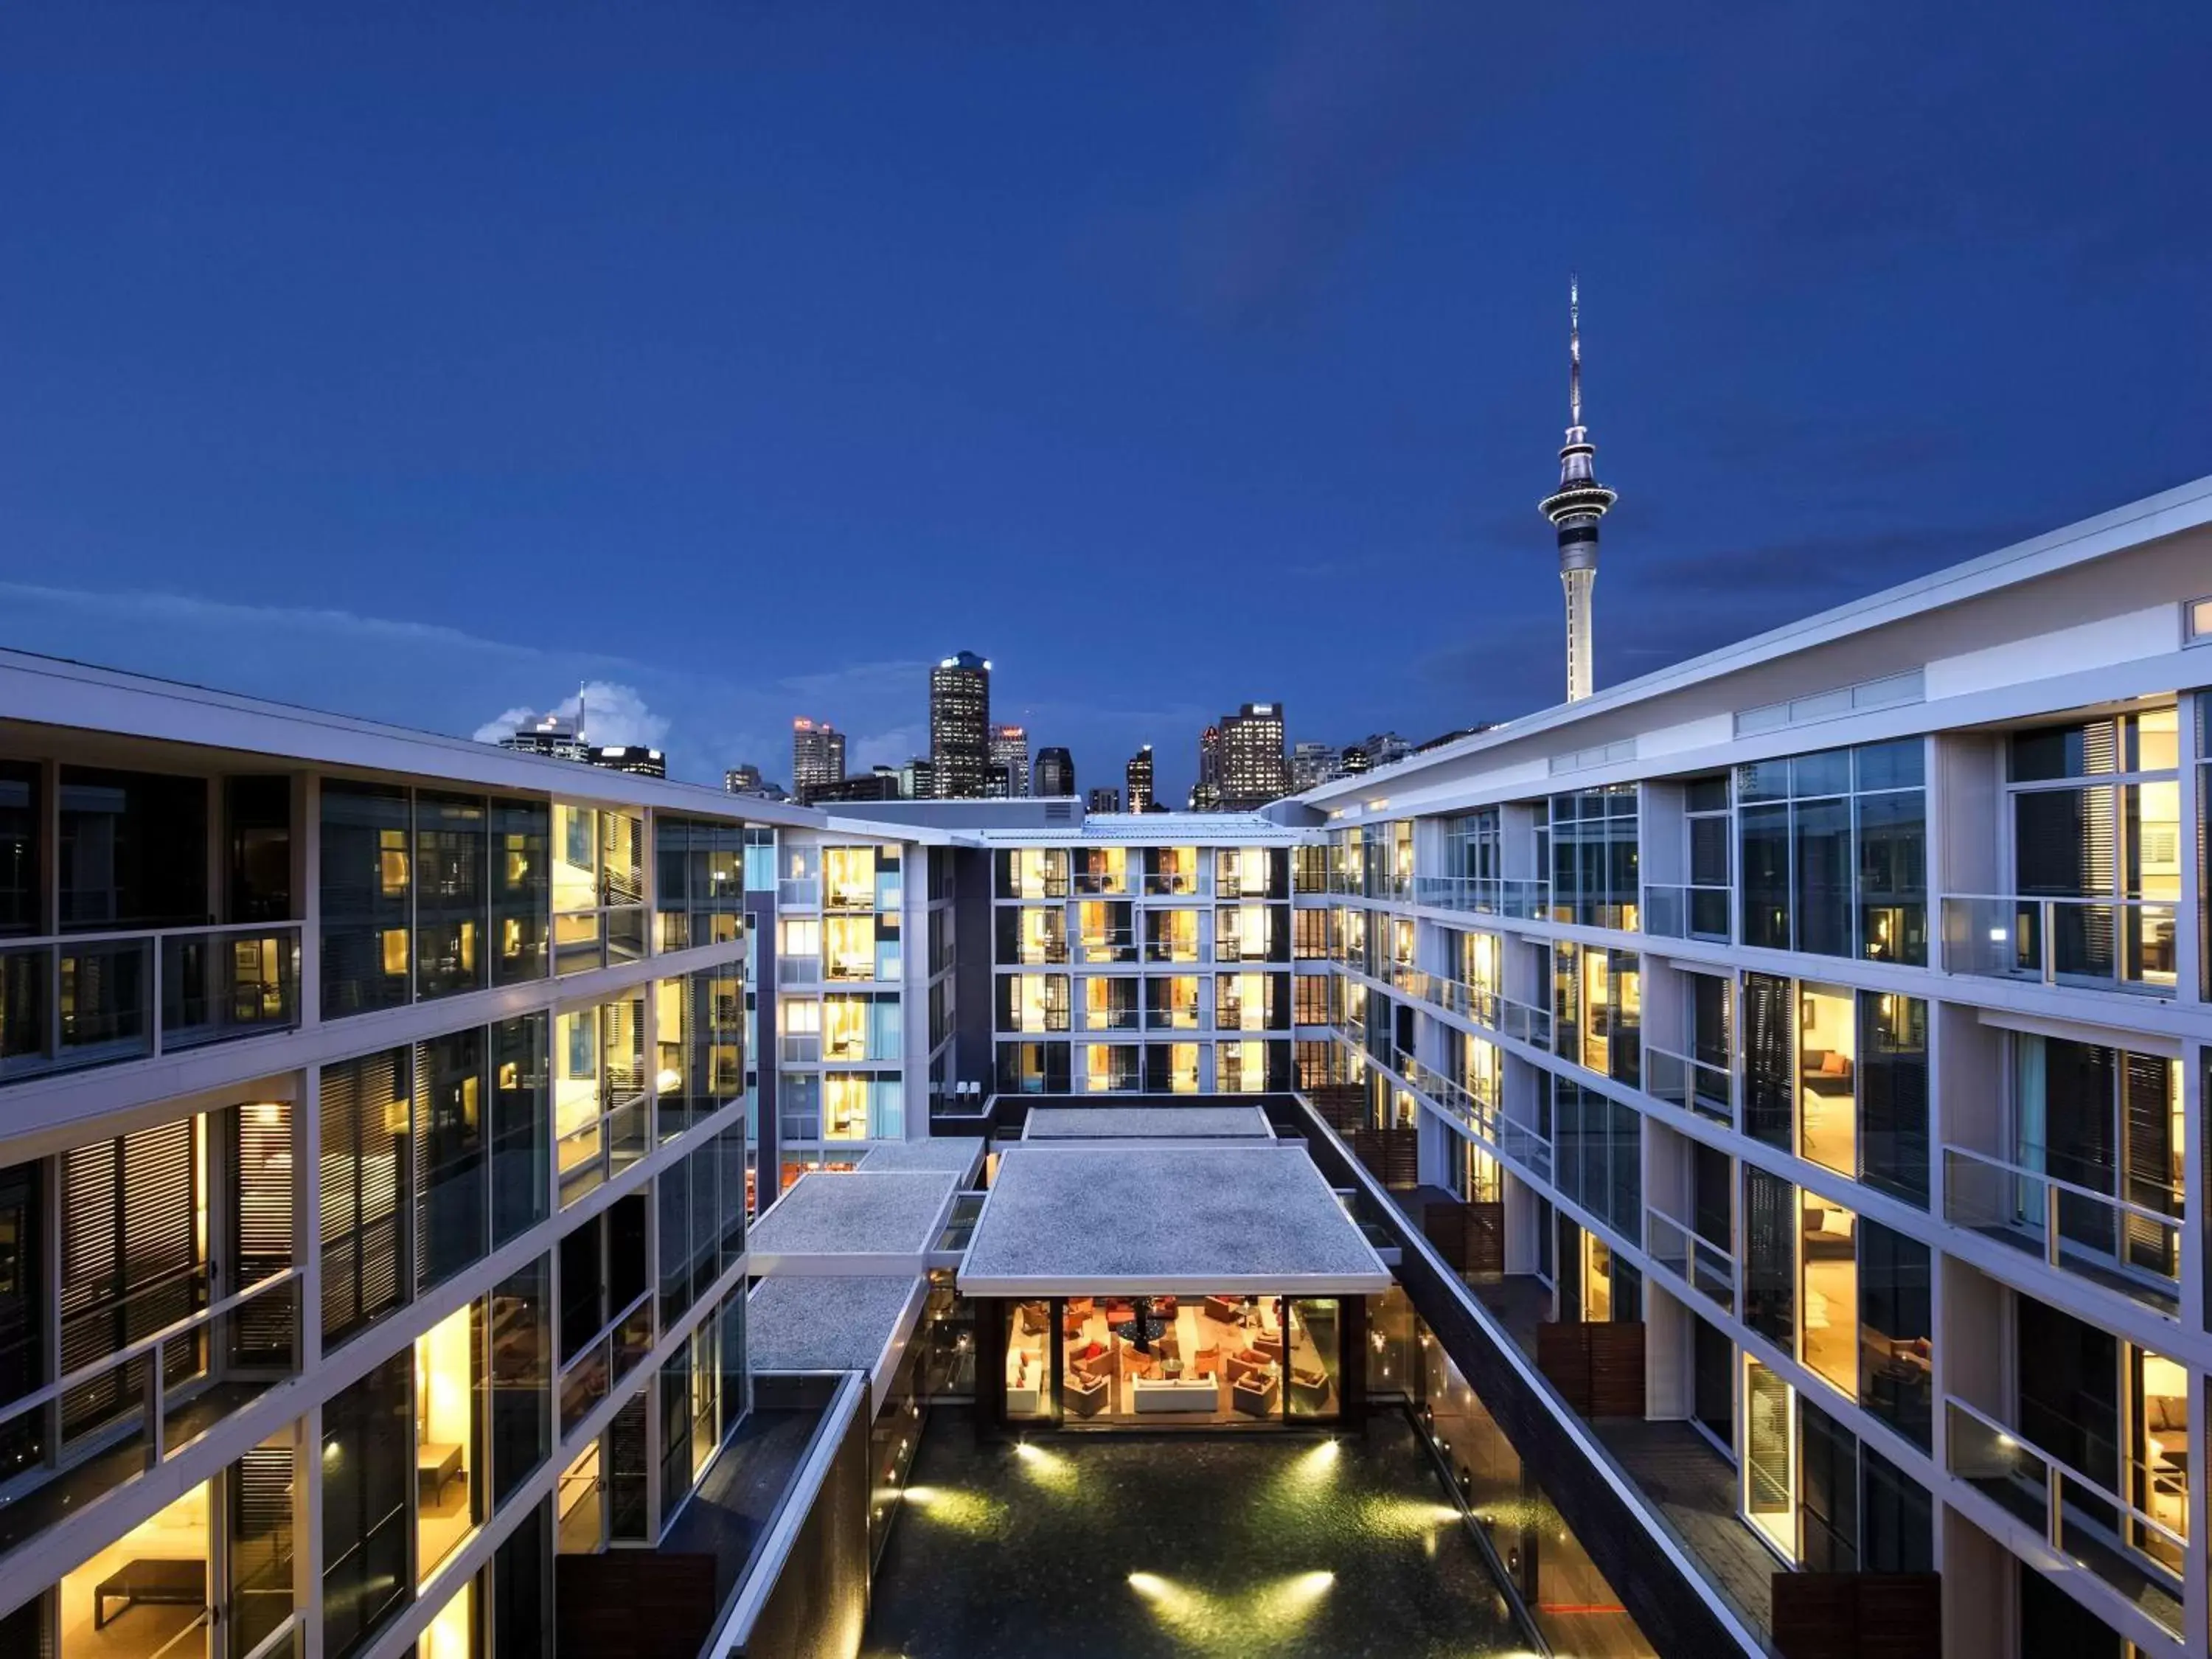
[1645,1207,1735,1311]
[1641,883,1731,944]
[557,1093,649,1206]
[1942,1145,2181,1311]
[0,922,301,1083]
[0,1269,300,1560]
[1408,875,1549,919]
[1645,1043,1734,1126]
[1946,1394,2185,1634]
[1939,894,2178,996]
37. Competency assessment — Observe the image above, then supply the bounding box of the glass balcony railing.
[776,876,821,908]
[822,881,875,913]
[557,1094,650,1206]
[1409,875,1549,918]
[1071,870,1127,896]
[1942,1146,2181,1312]
[1645,1208,1734,1311]
[1641,883,1731,943]
[1141,872,1200,897]
[1499,1119,1553,1183]
[1645,1044,1733,1126]
[0,1269,300,1562]
[774,955,820,985]
[1939,894,2178,996]
[778,1032,821,1063]
[0,923,301,1083]
[1945,1394,2183,1636]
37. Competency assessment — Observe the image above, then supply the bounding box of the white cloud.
[472,681,670,750]
[849,726,924,772]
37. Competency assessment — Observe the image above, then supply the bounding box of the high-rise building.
[591,744,665,779]
[1289,740,1340,792]
[930,651,992,798]
[1340,745,1371,775]
[990,724,1031,799]
[498,713,589,762]
[792,717,846,798]
[1087,785,1121,813]
[1538,276,1617,703]
[1034,746,1075,797]
[724,762,765,794]
[1191,725,1222,810]
[1124,745,1155,813]
[1217,703,1289,810]
[807,768,903,804]
[1352,731,1412,771]
[900,754,936,800]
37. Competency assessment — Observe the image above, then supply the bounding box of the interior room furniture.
[2147,1394,2191,1464]
[1133,1377,1218,1413]
[1225,1348,1274,1386]
[1801,1050,1856,1098]
[1068,1340,1114,1382]
[1067,1372,1110,1419]
[1203,1295,1243,1324]
[94,1559,206,1630]
[1018,1304,1049,1336]
[417,1441,464,1504]
[1253,1332,1284,1362]
[1289,1367,1334,1411]
[1801,1205,1857,1261]
[1232,1374,1281,1419]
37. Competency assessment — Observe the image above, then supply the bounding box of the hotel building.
[1295,476,2212,1659]
[0,475,2208,1659]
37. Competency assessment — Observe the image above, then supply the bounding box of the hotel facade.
[0,476,2208,1658]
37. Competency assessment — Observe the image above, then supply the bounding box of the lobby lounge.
[967,1133,1388,1431]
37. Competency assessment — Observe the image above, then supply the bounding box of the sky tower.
[1538,276,1618,703]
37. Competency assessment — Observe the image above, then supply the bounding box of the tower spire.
[1568,271,1582,428]
[1539,274,1617,703]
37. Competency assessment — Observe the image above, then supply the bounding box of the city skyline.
[4,7,2205,799]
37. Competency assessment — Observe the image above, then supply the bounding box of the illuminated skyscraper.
[1538,276,1618,703]
[930,651,992,798]
[989,724,1031,798]
[1125,745,1155,813]
[792,717,846,799]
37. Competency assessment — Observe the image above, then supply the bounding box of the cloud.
[470,681,671,751]
[849,726,923,773]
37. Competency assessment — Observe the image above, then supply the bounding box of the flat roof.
[957,1144,1392,1296]
[745,1274,924,1389]
[857,1138,988,1181]
[747,1170,960,1272]
[1021,1106,1273,1141]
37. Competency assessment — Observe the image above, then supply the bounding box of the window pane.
[321,785,411,1017]
[1792,797,1851,958]
[491,799,549,986]
[322,1350,413,1658]
[1739,804,1790,950]
[1857,1219,1932,1449]
[1742,1165,1796,1351]
[414,794,487,999]
[414,1028,487,1291]
[59,768,208,930]
[0,761,37,936]
[491,1014,549,1246]
[1855,790,1926,966]
[490,1259,552,1506]
[1858,992,1929,1207]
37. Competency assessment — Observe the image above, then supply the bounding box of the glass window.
[1797,1395,1858,1571]
[1791,798,1851,959]
[1287,1298,1341,1419]
[1739,803,1790,950]
[1797,982,1855,1177]
[491,1257,552,1506]
[1743,1358,1794,1555]
[414,1027,487,1290]
[1860,1444,1933,1572]
[1742,972,1795,1150]
[414,794,487,1000]
[0,760,37,936]
[1858,992,1929,1206]
[1798,1194,1857,1397]
[323,1349,413,1658]
[1006,1300,1052,1419]
[59,767,208,930]
[1857,1219,1932,1449]
[1742,1165,1796,1351]
[414,1299,484,1580]
[491,1013,549,1246]
[322,1046,412,1346]
[491,798,549,986]
[321,784,411,1017]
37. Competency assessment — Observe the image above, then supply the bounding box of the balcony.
[776,876,821,908]
[774,954,820,985]
[0,923,301,1083]
[0,1268,301,1562]
[557,1091,649,1204]
[1071,871,1127,896]
[778,1032,821,1064]
[822,880,875,913]
[1645,1206,1734,1311]
[1947,1394,2183,1638]
[1141,872,1200,897]
[1641,883,1731,944]
[1942,1146,2180,1314]
[1644,1043,1733,1127]
[1939,894,2177,996]
[1408,876,1548,919]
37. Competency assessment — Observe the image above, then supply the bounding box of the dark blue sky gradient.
[4,4,2208,794]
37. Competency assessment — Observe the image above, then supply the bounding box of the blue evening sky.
[4,4,2208,795]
